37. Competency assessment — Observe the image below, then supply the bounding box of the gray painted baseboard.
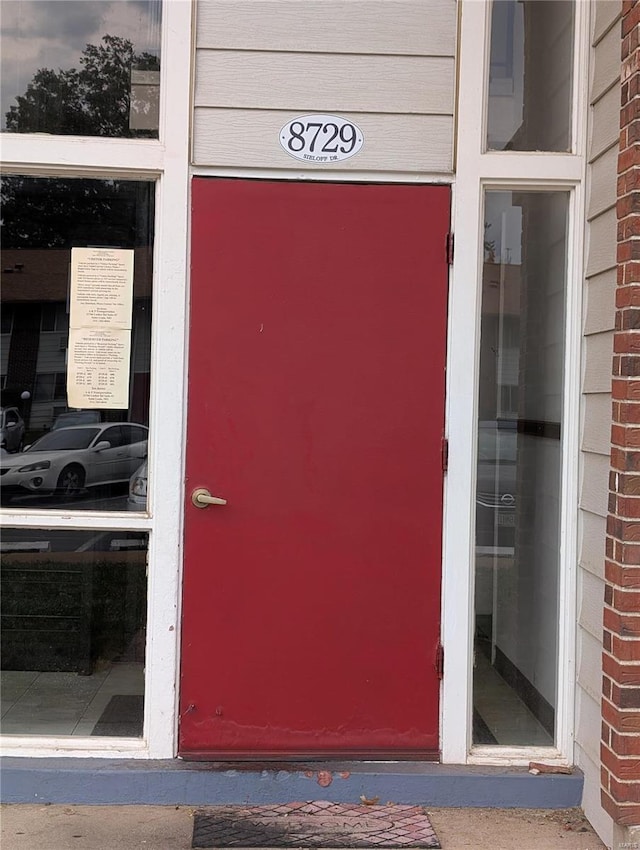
[1,758,583,808]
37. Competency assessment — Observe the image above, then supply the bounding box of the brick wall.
[602,0,640,827]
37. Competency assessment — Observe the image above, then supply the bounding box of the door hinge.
[441,437,449,473]
[435,641,444,680]
[446,232,454,265]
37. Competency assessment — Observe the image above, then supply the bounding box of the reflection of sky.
[1,0,161,129]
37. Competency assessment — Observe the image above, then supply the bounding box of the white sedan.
[0,423,148,499]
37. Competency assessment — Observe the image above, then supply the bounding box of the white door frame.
[440,0,589,764]
[0,0,193,760]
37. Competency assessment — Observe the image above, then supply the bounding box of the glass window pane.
[486,0,574,152]
[473,190,568,746]
[1,529,147,738]
[1,1,161,138]
[0,175,153,512]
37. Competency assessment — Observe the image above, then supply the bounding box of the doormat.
[192,802,440,848]
[91,694,143,737]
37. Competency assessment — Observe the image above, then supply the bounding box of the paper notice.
[67,328,132,409]
[70,247,134,330]
[67,247,135,409]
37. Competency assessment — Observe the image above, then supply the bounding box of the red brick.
[610,446,640,472]
[604,607,640,636]
[605,628,614,652]
[601,743,640,780]
[621,686,640,708]
[629,119,640,144]
[622,4,640,37]
[622,267,640,286]
[604,674,613,700]
[613,331,640,354]
[612,730,640,755]
[618,169,640,195]
[610,775,640,802]
[608,516,640,540]
[617,195,640,219]
[622,543,640,564]
[615,472,640,495]
[612,380,640,403]
[617,496,640,517]
[604,651,640,685]
[620,308,640,329]
[617,401,640,421]
[613,587,640,611]
[618,145,640,175]
[605,561,640,584]
[617,241,640,264]
[601,789,640,825]
[612,634,640,661]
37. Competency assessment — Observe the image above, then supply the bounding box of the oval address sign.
[280,114,364,163]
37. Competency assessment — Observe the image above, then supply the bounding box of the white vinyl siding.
[576,2,621,844]
[192,0,457,174]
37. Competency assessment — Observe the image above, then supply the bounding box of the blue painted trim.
[1,758,583,808]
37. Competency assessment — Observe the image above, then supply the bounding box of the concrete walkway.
[1,804,608,850]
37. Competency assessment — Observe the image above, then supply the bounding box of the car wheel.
[56,465,85,498]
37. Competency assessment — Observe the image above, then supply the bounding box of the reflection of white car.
[128,460,148,510]
[0,423,148,499]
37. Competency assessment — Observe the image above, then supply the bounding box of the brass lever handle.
[191,487,227,508]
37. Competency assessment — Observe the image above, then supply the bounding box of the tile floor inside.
[0,662,144,737]
[473,651,554,746]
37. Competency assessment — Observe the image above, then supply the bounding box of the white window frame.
[0,0,193,759]
[441,0,589,764]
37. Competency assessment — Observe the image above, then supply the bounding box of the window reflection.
[1,529,147,738]
[1,1,161,138]
[1,176,153,511]
[486,0,574,152]
[473,191,568,747]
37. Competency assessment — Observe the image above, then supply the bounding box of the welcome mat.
[192,802,440,848]
[91,694,144,737]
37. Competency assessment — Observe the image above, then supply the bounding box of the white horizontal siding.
[196,0,457,55]
[582,392,613,455]
[593,0,621,43]
[195,52,455,114]
[576,8,620,841]
[592,23,622,102]
[576,681,603,766]
[588,146,618,220]
[193,0,456,173]
[193,109,453,171]
[578,571,606,643]
[584,269,616,336]
[586,207,618,277]
[580,451,610,517]
[583,330,614,393]
[590,86,621,161]
[579,510,607,579]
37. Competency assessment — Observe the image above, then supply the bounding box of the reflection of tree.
[1,175,154,250]
[5,35,159,137]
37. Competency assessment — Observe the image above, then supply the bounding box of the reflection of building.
[1,248,152,435]
[478,261,521,420]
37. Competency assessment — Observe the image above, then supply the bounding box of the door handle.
[191,487,227,508]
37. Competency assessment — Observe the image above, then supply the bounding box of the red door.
[180,179,449,758]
